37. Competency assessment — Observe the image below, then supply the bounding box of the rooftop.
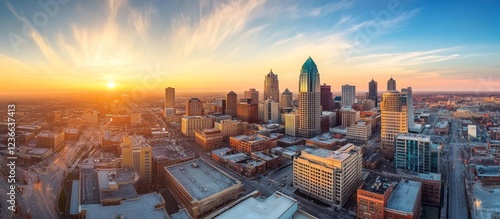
[278,136,304,144]
[386,179,422,213]
[170,209,193,219]
[252,151,278,161]
[70,180,80,215]
[308,134,344,144]
[396,133,431,142]
[476,165,500,177]
[415,172,441,181]
[361,175,394,195]
[303,147,351,162]
[152,145,195,161]
[232,135,269,143]
[80,192,170,219]
[37,130,63,138]
[214,192,307,219]
[165,159,240,201]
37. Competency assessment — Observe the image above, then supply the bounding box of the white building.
[341,84,356,108]
[181,116,214,137]
[346,121,372,142]
[259,98,281,124]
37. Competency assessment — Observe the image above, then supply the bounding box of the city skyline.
[1,0,500,95]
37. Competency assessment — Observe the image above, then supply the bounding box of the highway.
[447,119,469,219]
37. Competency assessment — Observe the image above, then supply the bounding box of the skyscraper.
[341,84,356,107]
[387,77,396,91]
[264,69,279,102]
[298,56,321,138]
[259,98,281,124]
[186,98,203,116]
[395,134,440,173]
[280,88,293,109]
[121,135,152,185]
[226,91,237,117]
[368,78,378,107]
[244,88,259,104]
[401,87,414,128]
[320,83,333,111]
[164,87,175,108]
[380,91,408,159]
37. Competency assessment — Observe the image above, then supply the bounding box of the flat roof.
[80,169,101,205]
[212,148,234,156]
[81,192,170,219]
[416,173,441,181]
[308,134,343,144]
[165,159,240,201]
[386,179,422,213]
[396,133,431,142]
[303,148,351,162]
[214,192,298,219]
[70,180,80,215]
[476,165,500,177]
[278,136,304,144]
[252,151,277,161]
[152,145,195,161]
[361,175,393,195]
[170,209,192,219]
[97,169,138,200]
[232,135,269,143]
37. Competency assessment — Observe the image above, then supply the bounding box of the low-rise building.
[181,116,214,137]
[229,135,271,154]
[162,159,243,218]
[306,133,347,150]
[385,179,422,219]
[36,130,65,150]
[347,121,372,142]
[194,128,223,150]
[357,176,394,219]
[151,144,195,182]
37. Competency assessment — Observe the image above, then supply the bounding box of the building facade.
[244,88,259,104]
[121,135,152,185]
[259,98,281,124]
[368,79,378,108]
[226,91,237,117]
[387,77,396,91]
[281,88,293,109]
[186,98,204,116]
[298,57,321,138]
[181,116,214,137]
[194,128,223,150]
[347,121,372,142]
[229,135,271,153]
[395,134,439,174]
[264,69,280,102]
[341,84,356,108]
[320,83,334,111]
[293,144,363,207]
[401,87,414,128]
[165,87,175,109]
[381,91,408,159]
[340,107,360,128]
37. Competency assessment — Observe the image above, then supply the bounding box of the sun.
[107,81,115,89]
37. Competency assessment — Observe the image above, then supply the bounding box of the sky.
[1,0,500,96]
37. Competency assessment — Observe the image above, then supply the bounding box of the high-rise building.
[165,87,175,108]
[401,87,414,128]
[395,134,440,173]
[368,78,378,107]
[259,98,281,124]
[281,88,293,109]
[320,83,334,111]
[226,91,237,117]
[186,98,203,116]
[236,101,259,123]
[298,57,321,138]
[341,84,356,108]
[264,69,280,102]
[244,88,259,104]
[293,144,363,207]
[121,135,152,185]
[380,91,408,159]
[387,77,396,91]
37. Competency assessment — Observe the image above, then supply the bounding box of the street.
[447,119,469,219]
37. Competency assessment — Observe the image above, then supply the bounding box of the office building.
[181,116,214,137]
[293,144,363,207]
[186,98,204,116]
[151,145,195,181]
[368,78,378,107]
[357,176,394,219]
[385,179,422,219]
[121,135,152,185]
[259,98,281,124]
[341,84,356,108]
[401,87,414,128]
[404,172,442,206]
[264,69,280,102]
[340,107,360,128]
[165,87,175,109]
[381,91,408,159]
[395,134,440,173]
[281,88,293,109]
[229,134,272,153]
[244,88,259,104]
[236,102,259,123]
[387,77,396,91]
[194,128,223,150]
[36,130,65,149]
[214,120,248,141]
[284,113,299,136]
[226,91,237,117]
[320,83,334,111]
[298,57,322,138]
[162,159,243,219]
[347,121,372,142]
